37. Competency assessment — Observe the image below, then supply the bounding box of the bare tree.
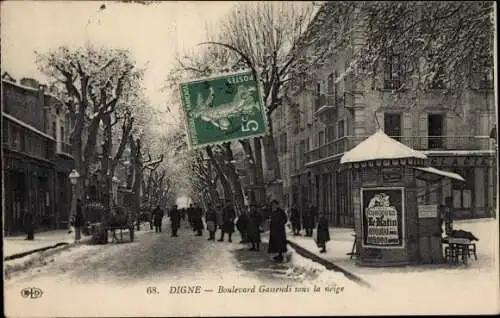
[36,45,143,206]
[171,2,315,202]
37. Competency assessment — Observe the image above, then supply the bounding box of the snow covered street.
[4,223,362,317]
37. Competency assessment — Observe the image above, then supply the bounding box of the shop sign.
[360,187,405,249]
[418,204,438,218]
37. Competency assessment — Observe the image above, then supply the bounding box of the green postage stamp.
[179,70,268,149]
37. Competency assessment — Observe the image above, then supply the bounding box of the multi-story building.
[274,4,496,227]
[2,73,74,234]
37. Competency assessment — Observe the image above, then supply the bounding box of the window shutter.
[402,112,413,146]
[445,113,456,149]
[418,112,428,149]
[375,112,384,132]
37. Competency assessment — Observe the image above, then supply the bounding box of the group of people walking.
[148,198,331,261]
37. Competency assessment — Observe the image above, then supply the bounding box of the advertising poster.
[361,187,404,248]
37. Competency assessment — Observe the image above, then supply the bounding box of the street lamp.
[68,169,80,229]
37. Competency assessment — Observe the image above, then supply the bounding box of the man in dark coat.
[316,213,330,253]
[302,201,313,237]
[169,204,181,237]
[236,209,249,243]
[247,204,263,251]
[268,200,288,262]
[205,202,217,241]
[218,200,235,242]
[289,202,301,236]
[152,205,164,233]
[23,208,35,240]
[74,199,85,243]
[193,203,204,236]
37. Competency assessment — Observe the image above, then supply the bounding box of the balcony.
[305,135,494,166]
[314,94,336,123]
[56,141,73,157]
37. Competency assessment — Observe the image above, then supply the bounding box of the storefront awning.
[414,166,465,182]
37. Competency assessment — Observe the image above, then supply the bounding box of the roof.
[340,130,427,164]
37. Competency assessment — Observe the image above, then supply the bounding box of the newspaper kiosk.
[340,130,465,267]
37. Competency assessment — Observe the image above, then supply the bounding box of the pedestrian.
[152,205,164,233]
[442,196,454,237]
[289,202,301,236]
[218,200,235,242]
[301,200,311,237]
[268,200,288,262]
[205,202,217,241]
[74,199,85,243]
[315,213,330,253]
[187,204,195,230]
[193,203,204,236]
[247,203,263,251]
[169,204,181,237]
[236,208,249,243]
[23,208,35,240]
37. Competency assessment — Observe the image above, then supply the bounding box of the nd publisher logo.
[21,287,43,299]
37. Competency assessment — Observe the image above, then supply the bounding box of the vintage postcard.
[2,1,499,316]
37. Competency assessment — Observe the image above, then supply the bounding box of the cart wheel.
[130,227,135,242]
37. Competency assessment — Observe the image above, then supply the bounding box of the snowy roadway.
[5,223,366,317]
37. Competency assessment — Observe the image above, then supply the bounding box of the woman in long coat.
[247,204,263,251]
[315,213,330,253]
[268,200,288,262]
[289,203,301,236]
[205,202,217,241]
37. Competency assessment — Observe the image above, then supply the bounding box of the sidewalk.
[4,229,79,260]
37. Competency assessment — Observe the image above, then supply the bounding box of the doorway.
[428,114,444,149]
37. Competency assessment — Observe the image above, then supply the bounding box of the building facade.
[2,74,75,234]
[273,4,497,226]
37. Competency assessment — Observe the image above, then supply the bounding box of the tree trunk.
[101,114,113,212]
[206,147,232,203]
[220,143,245,216]
[262,119,283,202]
[253,137,266,203]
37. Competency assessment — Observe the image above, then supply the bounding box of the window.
[318,130,325,146]
[428,56,445,89]
[280,132,287,154]
[293,107,300,135]
[299,140,306,168]
[383,53,403,89]
[20,131,26,152]
[452,168,474,210]
[52,122,56,139]
[3,122,9,144]
[384,113,402,141]
[327,73,335,105]
[326,125,336,141]
[338,120,345,138]
[60,127,65,145]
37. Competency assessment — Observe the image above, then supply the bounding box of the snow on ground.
[288,218,499,314]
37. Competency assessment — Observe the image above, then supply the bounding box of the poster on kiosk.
[360,187,405,249]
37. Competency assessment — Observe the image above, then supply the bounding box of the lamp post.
[68,169,80,228]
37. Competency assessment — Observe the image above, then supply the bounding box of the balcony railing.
[305,135,494,165]
[314,94,335,111]
[56,141,73,157]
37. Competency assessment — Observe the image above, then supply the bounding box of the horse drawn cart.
[90,206,135,244]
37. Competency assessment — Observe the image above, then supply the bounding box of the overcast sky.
[1,1,238,115]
